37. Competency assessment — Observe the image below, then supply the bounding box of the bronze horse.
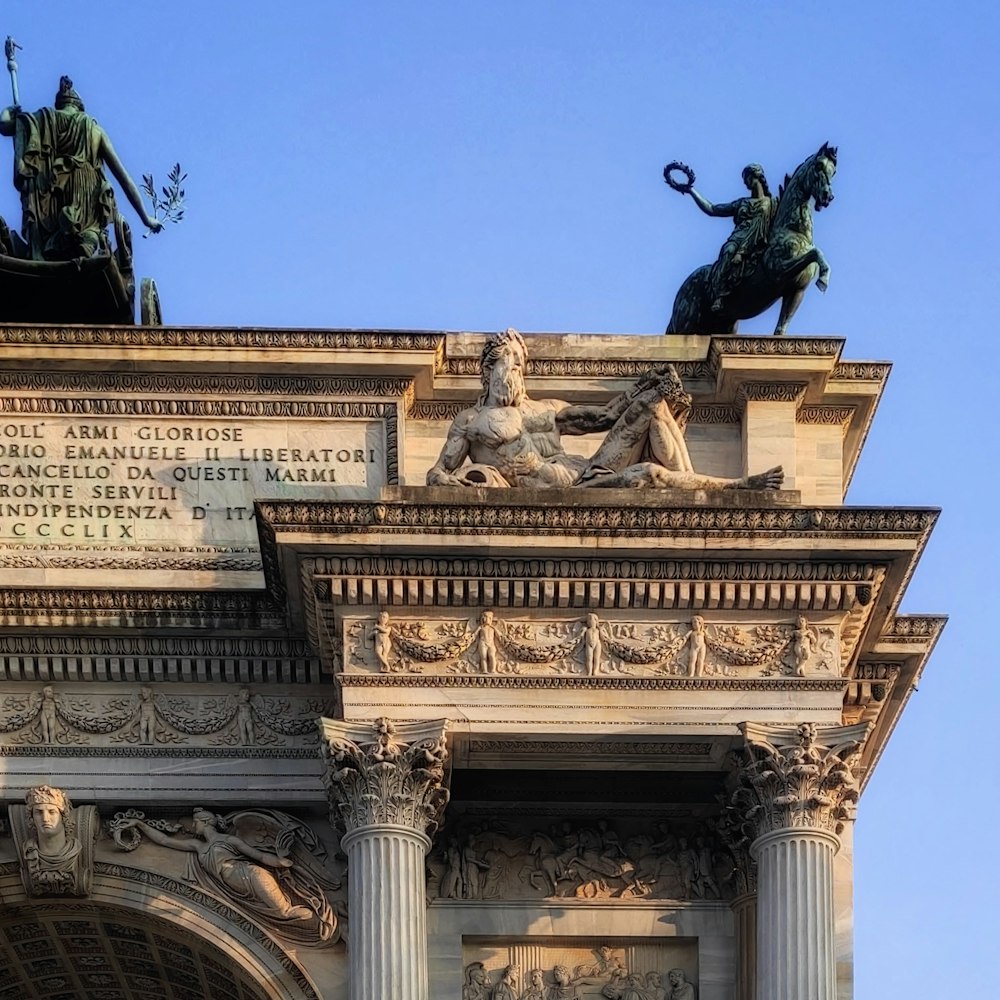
[666,143,837,336]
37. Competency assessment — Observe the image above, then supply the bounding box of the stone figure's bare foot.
[740,466,784,490]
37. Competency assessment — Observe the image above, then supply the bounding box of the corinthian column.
[730,722,868,1000]
[319,717,450,1000]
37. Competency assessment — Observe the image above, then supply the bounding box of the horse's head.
[809,142,838,211]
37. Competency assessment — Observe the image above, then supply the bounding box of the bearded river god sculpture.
[426,328,782,491]
[663,143,837,336]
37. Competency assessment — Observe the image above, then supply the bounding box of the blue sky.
[1,1,995,994]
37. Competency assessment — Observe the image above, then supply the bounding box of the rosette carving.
[729,722,869,841]
[318,717,450,838]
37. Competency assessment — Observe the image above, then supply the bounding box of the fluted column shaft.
[752,828,838,1000]
[342,823,431,1000]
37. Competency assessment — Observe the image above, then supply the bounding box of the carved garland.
[0,686,333,746]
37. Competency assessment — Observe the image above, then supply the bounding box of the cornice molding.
[338,673,847,691]
[0,325,446,351]
[259,499,938,540]
[0,368,414,398]
[709,336,845,371]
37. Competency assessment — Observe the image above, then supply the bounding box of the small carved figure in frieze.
[527,829,561,895]
[601,972,648,1000]
[39,685,57,743]
[790,616,819,677]
[493,964,520,1000]
[373,610,394,673]
[236,687,255,746]
[441,837,463,898]
[462,833,490,899]
[9,785,97,897]
[548,965,576,1000]
[464,961,490,1000]
[576,946,627,983]
[138,686,156,745]
[583,613,603,676]
[476,610,499,674]
[667,969,696,1000]
[520,969,546,1000]
[676,836,699,898]
[426,327,782,491]
[694,836,721,899]
[681,617,707,678]
[597,819,624,857]
[113,807,339,945]
[645,972,667,1000]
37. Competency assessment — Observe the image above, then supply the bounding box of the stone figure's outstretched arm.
[125,819,200,853]
[689,189,739,218]
[0,106,16,136]
[98,133,163,232]
[427,411,475,485]
[554,393,632,437]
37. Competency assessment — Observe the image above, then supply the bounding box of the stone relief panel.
[345,611,839,680]
[463,941,697,999]
[429,816,734,903]
[7,785,98,897]
[107,805,343,947]
[0,684,334,748]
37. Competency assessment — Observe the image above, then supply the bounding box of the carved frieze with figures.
[345,611,838,679]
[430,815,735,903]
[0,685,333,748]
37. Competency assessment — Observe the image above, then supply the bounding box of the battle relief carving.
[0,684,333,747]
[108,806,341,946]
[464,949,696,999]
[8,785,98,896]
[347,611,838,679]
[430,816,732,902]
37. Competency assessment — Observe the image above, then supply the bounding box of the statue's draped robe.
[186,835,337,946]
[13,107,116,260]
[712,194,778,294]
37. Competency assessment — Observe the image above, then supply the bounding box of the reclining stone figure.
[426,328,782,491]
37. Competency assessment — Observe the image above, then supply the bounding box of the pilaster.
[738,382,807,492]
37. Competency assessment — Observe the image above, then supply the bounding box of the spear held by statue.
[4,36,20,106]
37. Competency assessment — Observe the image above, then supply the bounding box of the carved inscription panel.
[0,416,387,587]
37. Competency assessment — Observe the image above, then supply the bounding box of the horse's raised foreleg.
[772,247,829,335]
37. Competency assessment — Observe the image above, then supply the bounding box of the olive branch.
[141,162,187,233]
